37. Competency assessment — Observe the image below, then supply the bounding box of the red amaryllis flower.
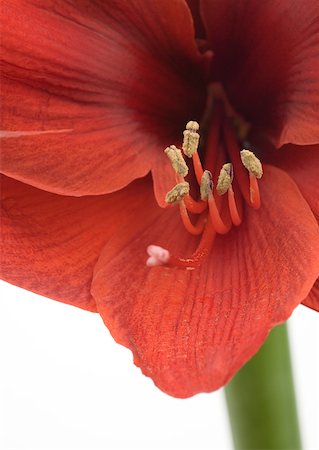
[1,0,319,398]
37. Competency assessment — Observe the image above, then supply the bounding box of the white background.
[0,280,318,450]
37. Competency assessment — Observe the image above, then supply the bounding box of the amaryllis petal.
[0,175,157,311]
[263,143,319,219]
[271,145,319,312]
[91,166,319,397]
[1,0,206,198]
[303,278,319,311]
[201,0,319,147]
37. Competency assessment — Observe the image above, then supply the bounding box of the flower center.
[146,86,263,270]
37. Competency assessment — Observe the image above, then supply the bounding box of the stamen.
[223,122,251,205]
[208,193,232,235]
[202,170,231,234]
[183,195,207,214]
[186,120,200,131]
[146,245,170,267]
[228,185,242,226]
[164,145,188,177]
[240,150,262,209]
[192,151,205,184]
[179,201,206,235]
[181,120,203,184]
[216,163,233,195]
[200,170,213,201]
[215,163,242,226]
[240,149,263,179]
[175,173,207,214]
[182,121,200,157]
[147,109,264,272]
[165,182,189,204]
[249,173,261,209]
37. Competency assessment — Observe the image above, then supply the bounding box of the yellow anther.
[240,149,263,179]
[186,121,200,131]
[165,182,190,204]
[164,145,188,177]
[216,163,233,195]
[200,170,213,201]
[183,121,200,157]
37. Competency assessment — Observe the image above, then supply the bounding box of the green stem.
[225,323,302,450]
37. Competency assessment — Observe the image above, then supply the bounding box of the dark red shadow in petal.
[186,0,207,39]
[201,0,319,146]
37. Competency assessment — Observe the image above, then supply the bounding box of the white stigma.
[146,245,170,267]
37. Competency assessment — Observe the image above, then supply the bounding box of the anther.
[182,121,200,157]
[165,182,190,204]
[200,170,213,201]
[216,163,233,195]
[146,245,170,267]
[146,114,265,271]
[164,145,188,177]
[186,121,200,131]
[240,149,263,179]
[240,149,262,209]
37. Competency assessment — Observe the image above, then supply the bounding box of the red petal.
[91,166,319,397]
[303,278,319,311]
[201,0,319,146]
[263,143,319,219]
[262,142,319,312]
[0,174,156,312]
[1,0,206,197]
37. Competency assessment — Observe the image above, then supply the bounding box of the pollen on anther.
[217,163,233,195]
[200,170,213,201]
[164,145,188,177]
[165,182,190,204]
[183,121,200,157]
[186,121,200,131]
[240,149,263,178]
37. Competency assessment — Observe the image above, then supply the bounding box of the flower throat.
[146,98,263,270]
